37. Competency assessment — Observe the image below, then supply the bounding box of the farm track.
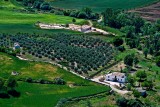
[129,2,160,22]
[16,56,129,95]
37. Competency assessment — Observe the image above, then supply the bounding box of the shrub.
[40,2,51,10]
[118,46,125,52]
[54,78,66,85]
[77,12,87,19]
[124,54,134,66]
[155,56,160,67]
[113,38,123,47]
[127,83,131,91]
[26,78,33,83]
[72,18,76,23]
[116,97,128,107]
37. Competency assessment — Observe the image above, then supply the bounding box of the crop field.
[129,2,160,22]
[0,33,114,75]
[0,53,109,107]
[50,0,157,12]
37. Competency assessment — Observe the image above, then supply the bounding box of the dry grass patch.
[109,61,126,72]
[0,55,13,65]
[33,64,57,72]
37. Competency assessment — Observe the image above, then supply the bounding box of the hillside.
[0,0,86,34]
[129,2,160,22]
[0,53,109,107]
[0,0,160,107]
[50,0,158,12]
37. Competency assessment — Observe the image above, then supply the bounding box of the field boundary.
[55,89,111,107]
[88,60,122,79]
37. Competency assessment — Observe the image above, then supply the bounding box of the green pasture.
[50,0,158,12]
[0,52,90,84]
[0,0,85,34]
[0,53,109,107]
[0,82,109,107]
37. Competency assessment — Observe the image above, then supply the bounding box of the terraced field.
[129,2,160,22]
[50,0,158,12]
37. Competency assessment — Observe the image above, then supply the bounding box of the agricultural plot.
[0,53,109,107]
[129,2,160,22]
[0,8,85,34]
[50,0,157,12]
[0,33,114,75]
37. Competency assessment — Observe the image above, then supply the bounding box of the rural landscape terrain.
[0,0,160,107]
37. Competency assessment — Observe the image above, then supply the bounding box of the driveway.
[91,76,129,94]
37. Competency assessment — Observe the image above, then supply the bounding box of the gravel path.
[91,76,130,94]
[17,55,129,94]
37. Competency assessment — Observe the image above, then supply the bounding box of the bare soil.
[129,2,160,22]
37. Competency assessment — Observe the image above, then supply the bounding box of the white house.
[105,72,126,83]
[13,42,20,50]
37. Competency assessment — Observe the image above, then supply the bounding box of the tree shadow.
[8,90,21,98]
[0,93,10,99]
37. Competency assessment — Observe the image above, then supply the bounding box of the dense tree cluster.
[0,77,20,99]
[116,97,144,107]
[103,8,160,62]
[0,33,114,74]
[103,8,144,31]
[16,0,99,20]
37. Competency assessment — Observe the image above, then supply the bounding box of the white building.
[105,72,126,83]
[13,42,20,50]
[11,71,19,76]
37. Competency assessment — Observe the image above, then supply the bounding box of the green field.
[0,0,85,34]
[0,82,109,107]
[0,9,85,34]
[0,53,109,107]
[50,0,158,12]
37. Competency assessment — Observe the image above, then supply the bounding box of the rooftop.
[106,72,126,77]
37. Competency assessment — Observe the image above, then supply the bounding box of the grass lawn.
[115,49,137,61]
[49,0,158,12]
[0,52,110,107]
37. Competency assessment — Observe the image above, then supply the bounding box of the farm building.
[13,42,20,50]
[105,72,126,83]
[136,87,147,97]
[11,71,19,76]
[81,25,92,32]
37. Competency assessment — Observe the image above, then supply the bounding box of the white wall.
[106,74,126,83]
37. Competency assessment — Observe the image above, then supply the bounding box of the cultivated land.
[50,0,158,12]
[0,0,160,107]
[0,0,86,34]
[129,1,160,22]
[0,53,109,107]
